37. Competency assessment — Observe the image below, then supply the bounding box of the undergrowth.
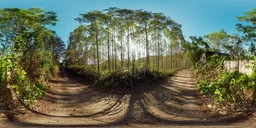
[67,65,174,89]
[196,54,256,106]
[0,51,59,106]
[97,69,169,89]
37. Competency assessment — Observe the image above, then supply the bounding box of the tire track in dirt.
[9,69,252,127]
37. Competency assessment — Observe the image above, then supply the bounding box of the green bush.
[11,66,48,105]
[97,69,168,89]
[198,71,255,103]
[1,50,59,105]
[196,54,226,79]
[66,65,100,81]
[67,64,170,89]
[0,54,12,86]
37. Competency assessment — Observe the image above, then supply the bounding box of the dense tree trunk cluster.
[66,8,187,73]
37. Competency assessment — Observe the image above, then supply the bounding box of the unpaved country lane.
[2,69,255,127]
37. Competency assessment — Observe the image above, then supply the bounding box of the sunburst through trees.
[66,8,188,76]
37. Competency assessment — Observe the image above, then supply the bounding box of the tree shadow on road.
[9,73,251,127]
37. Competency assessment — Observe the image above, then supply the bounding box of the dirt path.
[2,69,255,127]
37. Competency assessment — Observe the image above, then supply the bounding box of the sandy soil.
[1,69,255,127]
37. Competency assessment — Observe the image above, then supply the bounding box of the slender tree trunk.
[157,30,160,71]
[84,48,88,66]
[161,37,164,69]
[96,30,100,73]
[155,45,157,70]
[171,44,173,70]
[121,30,123,68]
[165,40,168,70]
[112,29,114,71]
[175,52,178,68]
[93,49,96,70]
[166,52,168,70]
[114,30,117,71]
[132,52,135,74]
[107,32,111,71]
[127,26,130,70]
[101,40,103,70]
[114,46,117,71]
[145,23,149,69]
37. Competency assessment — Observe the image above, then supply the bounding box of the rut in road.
[12,69,231,127]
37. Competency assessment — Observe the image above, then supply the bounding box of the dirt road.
[1,69,255,127]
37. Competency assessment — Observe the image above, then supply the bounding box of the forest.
[1,6,256,127]
[66,8,187,88]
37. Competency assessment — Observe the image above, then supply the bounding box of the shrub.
[67,64,175,90]
[66,65,99,81]
[1,50,59,105]
[97,69,168,89]
[198,71,255,103]
[0,54,12,86]
[196,54,226,79]
[11,67,48,105]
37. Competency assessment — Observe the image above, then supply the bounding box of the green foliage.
[195,51,256,104]
[204,29,229,52]
[194,47,255,104]
[67,64,171,89]
[250,58,256,79]
[12,68,46,104]
[236,8,256,57]
[0,53,48,104]
[23,49,59,79]
[185,36,208,66]
[196,54,226,78]
[67,8,186,75]
[0,54,12,86]
[0,8,64,106]
[98,69,168,89]
[198,71,255,103]
[67,65,100,81]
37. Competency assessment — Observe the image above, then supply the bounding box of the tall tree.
[150,13,166,70]
[116,9,134,69]
[68,8,186,74]
[224,34,244,71]
[103,7,118,71]
[136,10,153,69]
[76,11,105,73]
[237,8,256,56]
[204,29,229,53]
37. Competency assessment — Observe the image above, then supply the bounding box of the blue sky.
[1,0,256,43]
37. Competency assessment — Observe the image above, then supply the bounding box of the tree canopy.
[66,8,186,74]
